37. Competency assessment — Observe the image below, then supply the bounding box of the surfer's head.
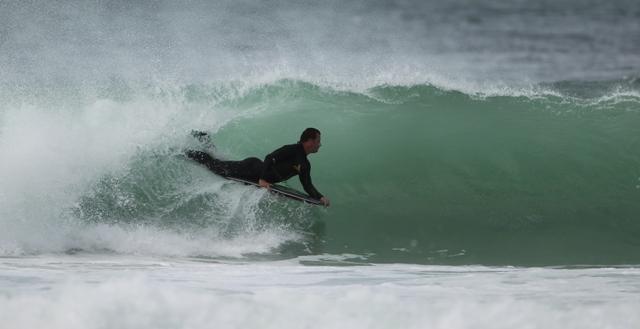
[300,128,321,154]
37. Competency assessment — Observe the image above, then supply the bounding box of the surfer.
[186,128,330,206]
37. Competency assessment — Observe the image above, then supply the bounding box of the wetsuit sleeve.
[260,144,298,181]
[299,164,323,199]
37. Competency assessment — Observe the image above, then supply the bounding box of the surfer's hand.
[320,197,330,207]
[258,179,271,189]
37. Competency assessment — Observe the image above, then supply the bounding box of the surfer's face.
[308,135,322,153]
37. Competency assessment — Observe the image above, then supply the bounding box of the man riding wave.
[185,128,330,206]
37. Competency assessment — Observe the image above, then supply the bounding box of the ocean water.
[1,0,640,328]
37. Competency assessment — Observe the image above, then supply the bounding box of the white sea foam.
[0,86,301,257]
[1,256,639,329]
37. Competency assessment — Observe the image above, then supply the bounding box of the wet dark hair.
[299,127,321,142]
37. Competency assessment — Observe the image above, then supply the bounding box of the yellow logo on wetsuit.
[293,164,301,172]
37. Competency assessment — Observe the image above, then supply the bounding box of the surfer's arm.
[299,165,323,200]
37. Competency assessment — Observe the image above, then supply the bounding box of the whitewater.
[1,0,640,328]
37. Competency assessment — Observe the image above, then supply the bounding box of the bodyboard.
[226,177,323,206]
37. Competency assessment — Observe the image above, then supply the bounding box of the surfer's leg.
[185,150,231,176]
[232,157,263,182]
[190,130,215,150]
[185,151,262,181]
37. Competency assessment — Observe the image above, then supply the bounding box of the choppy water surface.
[1,0,639,327]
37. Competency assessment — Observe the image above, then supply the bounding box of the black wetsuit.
[186,143,323,199]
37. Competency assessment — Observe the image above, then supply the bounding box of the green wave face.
[211,81,640,265]
[3,0,640,266]
[3,80,640,265]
